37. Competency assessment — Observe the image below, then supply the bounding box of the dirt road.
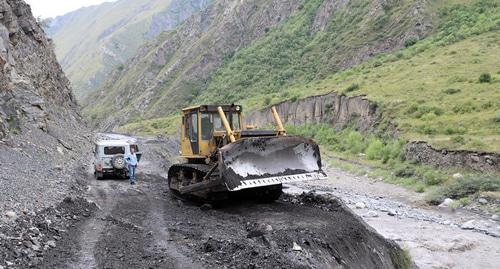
[32,136,407,269]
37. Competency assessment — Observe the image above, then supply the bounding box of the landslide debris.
[0,0,91,222]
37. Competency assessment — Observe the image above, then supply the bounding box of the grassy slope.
[201,0,500,153]
[119,1,500,154]
[51,0,174,97]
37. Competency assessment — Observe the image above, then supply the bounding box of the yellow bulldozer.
[167,104,327,201]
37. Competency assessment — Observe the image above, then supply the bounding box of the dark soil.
[1,136,410,268]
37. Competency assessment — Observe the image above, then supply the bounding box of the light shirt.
[125,153,138,166]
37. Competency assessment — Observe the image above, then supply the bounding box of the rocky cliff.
[0,0,90,218]
[246,92,381,132]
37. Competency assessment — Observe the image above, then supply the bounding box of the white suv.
[93,140,142,180]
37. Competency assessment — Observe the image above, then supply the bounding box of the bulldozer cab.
[181,105,243,158]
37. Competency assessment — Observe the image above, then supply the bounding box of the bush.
[344,83,360,93]
[427,175,500,204]
[404,37,418,47]
[365,139,386,160]
[452,136,465,144]
[344,131,365,154]
[264,97,272,106]
[422,170,447,186]
[394,165,416,178]
[478,73,492,83]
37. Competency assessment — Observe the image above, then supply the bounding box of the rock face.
[405,142,499,172]
[246,92,381,133]
[0,0,90,217]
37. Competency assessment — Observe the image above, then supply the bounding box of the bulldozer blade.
[218,136,327,191]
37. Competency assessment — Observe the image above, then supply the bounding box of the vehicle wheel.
[112,154,126,170]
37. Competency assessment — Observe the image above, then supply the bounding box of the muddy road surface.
[34,136,408,269]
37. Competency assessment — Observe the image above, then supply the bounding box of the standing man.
[125,146,138,185]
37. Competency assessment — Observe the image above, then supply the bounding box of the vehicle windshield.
[104,146,125,155]
[201,112,241,140]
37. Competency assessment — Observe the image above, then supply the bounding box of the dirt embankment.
[246,92,381,132]
[405,141,499,172]
[246,93,498,172]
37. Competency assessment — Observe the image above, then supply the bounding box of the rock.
[57,146,64,155]
[365,211,379,218]
[439,198,454,207]
[177,200,183,207]
[478,198,487,205]
[247,230,265,238]
[21,208,29,215]
[355,202,366,209]
[4,210,17,220]
[387,210,397,216]
[292,242,303,251]
[461,220,476,230]
[200,204,213,211]
[491,214,499,220]
[443,220,451,225]
[46,240,56,248]
[452,173,463,179]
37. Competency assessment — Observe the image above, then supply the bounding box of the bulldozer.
[167,104,327,201]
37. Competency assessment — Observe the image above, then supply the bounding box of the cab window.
[232,112,241,130]
[190,113,198,142]
[201,113,214,140]
[104,146,125,155]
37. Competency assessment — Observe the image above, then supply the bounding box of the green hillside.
[85,0,434,128]
[198,0,500,152]
[50,0,209,99]
[118,0,499,154]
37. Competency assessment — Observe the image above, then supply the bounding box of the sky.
[24,0,117,18]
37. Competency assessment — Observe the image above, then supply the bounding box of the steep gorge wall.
[0,0,91,216]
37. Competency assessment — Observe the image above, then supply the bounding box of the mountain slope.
[111,0,499,155]
[84,0,433,130]
[49,0,210,99]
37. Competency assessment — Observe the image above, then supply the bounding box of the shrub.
[452,102,476,114]
[394,165,416,178]
[344,131,365,154]
[452,136,465,144]
[422,170,447,186]
[427,175,500,205]
[444,125,467,135]
[419,124,437,135]
[365,139,386,160]
[264,97,272,106]
[404,37,418,47]
[478,73,491,83]
[344,83,360,93]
